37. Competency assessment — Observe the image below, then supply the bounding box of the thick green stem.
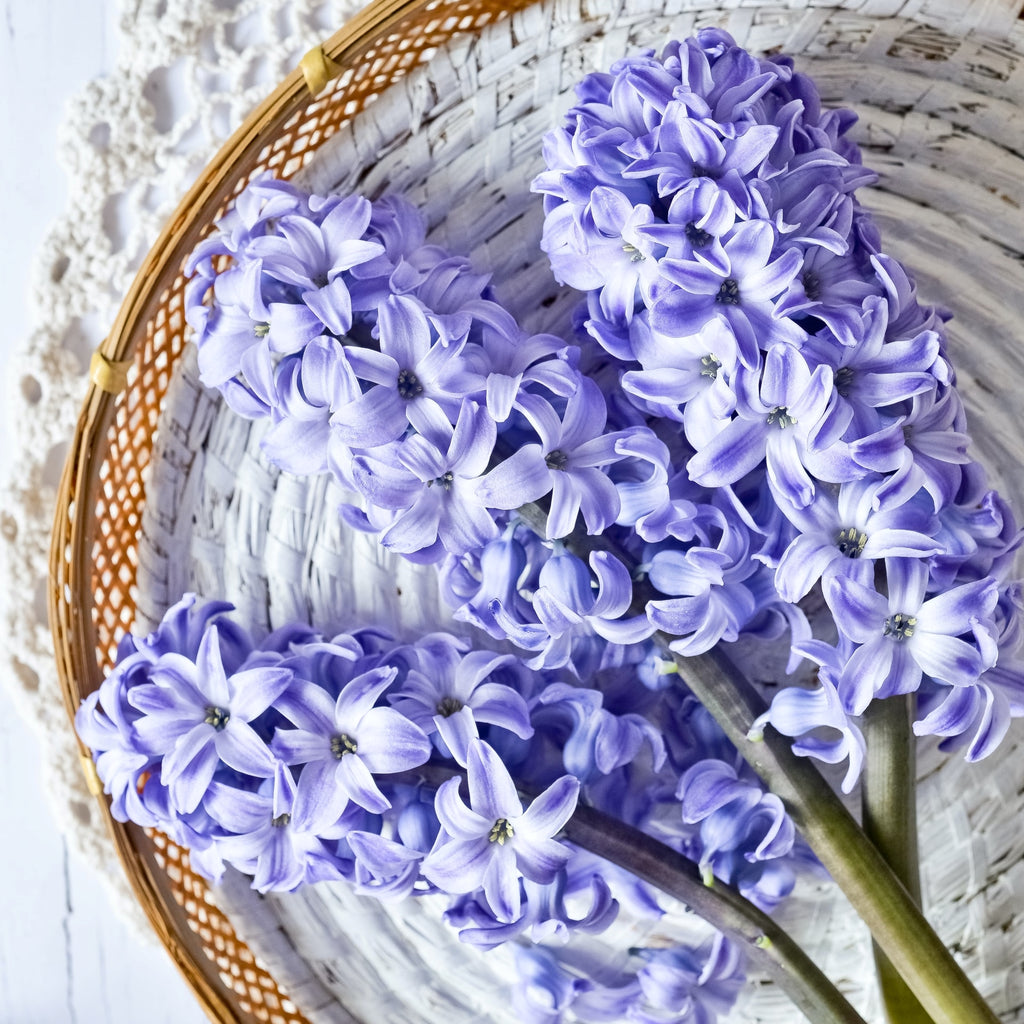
[412,763,868,1024]
[567,803,867,1024]
[862,695,934,1024]
[662,642,998,1024]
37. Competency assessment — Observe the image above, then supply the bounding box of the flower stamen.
[545,449,569,471]
[715,278,741,305]
[489,818,515,845]
[436,696,464,717]
[700,354,722,380]
[685,222,713,249]
[330,733,359,759]
[883,613,917,641]
[204,706,230,731]
[397,369,424,400]
[836,527,867,558]
[766,406,796,429]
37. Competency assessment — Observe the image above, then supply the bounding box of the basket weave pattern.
[52,0,1024,1021]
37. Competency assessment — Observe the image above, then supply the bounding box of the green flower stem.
[862,695,934,1024]
[566,803,868,1024]
[664,641,998,1024]
[412,764,868,1024]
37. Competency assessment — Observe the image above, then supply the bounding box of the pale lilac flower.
[389,634,534,765]
[205,762,350,893]
[272,665,431,818]
[851,386,971,511]
[651,220,805,349]
[330,294,478,449]
[621,315,742,449]
[349,399,498,559]
[476,382,636,539]
[421,740,579,922]
[494,549,654,672]
[541,187,665,322]
[129,627,287,813]
[686,344,836,508]
[773,476,944,603]
[825,558,999,714]
[750,638,867,793]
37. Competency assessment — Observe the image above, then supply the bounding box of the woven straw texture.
[52,0,1024,1021]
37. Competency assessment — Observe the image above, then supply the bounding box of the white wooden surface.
[0,1,208,1021]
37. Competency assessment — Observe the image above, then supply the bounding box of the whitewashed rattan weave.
[135,1,1024,1021]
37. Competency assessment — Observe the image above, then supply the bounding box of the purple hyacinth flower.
[773,475,944,603]
[623,105,779,211]
[621,314,741,449]
[851,386,972,512]
[914,655,1024,761]
[494,548,654,672]
[137,592,254,670]
[272,665,431,819]
[330,294,478,449]
[129,627,287,813]
[686,343,836,508]
[536,681,666,783]
[390,634,534,765]
[76,688,163,828]
[651,220,805,351]
[825,558,999,714]
[261,336,362,475]
[477,382,634,539]
[348,398,498,559]
[541,186,664,322]
[205,762,349,893]
[639,177,737,275]
[347,829,426,901]
[421,739,579,922]
[750,638,867,793]
[248,194,385,309]
[636,935,744,1019]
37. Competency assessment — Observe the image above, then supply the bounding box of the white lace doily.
[0,0,365,931]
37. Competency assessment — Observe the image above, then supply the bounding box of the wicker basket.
[51,0,1024,1021]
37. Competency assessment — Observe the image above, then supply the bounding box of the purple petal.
[468,740,521,820]
[435,775,490,838]
[336,753,391,813]
[421,835,492,893]
[354,707,431,773]
[217,721,277,777]
[912,634,984,686]
[477,446,551,510]
[518,775,579,840]
[482,843,521,922]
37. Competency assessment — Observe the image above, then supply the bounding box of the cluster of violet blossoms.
[77,594,809,1023]
[531,29,1024,785]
